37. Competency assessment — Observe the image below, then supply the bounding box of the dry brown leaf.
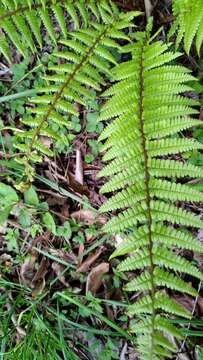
[77,247,104,272]
[52,262,69,287]
[31,277,46,297]
[31,257,49,284]
[20,253,37,287]
[78,243,85,264]
[40,135,52,148]
[86,262,109,295]
[71,209,107,225]
[197,296,203,316]
[30,257,49,296]
[194,230,203,270]
[173,294,196,314]
[48,248,77,264]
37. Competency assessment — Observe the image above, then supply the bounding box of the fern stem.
[139,42,156,356]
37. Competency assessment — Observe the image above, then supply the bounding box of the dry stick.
[144,0,153,18]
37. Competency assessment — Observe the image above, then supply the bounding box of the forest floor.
[0,0,203,359]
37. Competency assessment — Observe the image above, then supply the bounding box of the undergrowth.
[0,0,203,359]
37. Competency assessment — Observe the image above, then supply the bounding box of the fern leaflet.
[170,0,203,54]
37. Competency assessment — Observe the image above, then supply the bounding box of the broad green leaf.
[24,185,39,206]
[42,212,56,234]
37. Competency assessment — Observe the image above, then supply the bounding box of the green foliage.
[170,0,203,54]
[9,6,140,177]
[0,182,18,223]
[98,29,203,359]
[0,0,121,63]
[1,1,203,359]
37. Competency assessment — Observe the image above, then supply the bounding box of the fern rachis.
[99,31,203,359]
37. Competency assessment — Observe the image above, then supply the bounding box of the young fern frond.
[170,0,203,55]
[98,32,203,359]
[13,9,141,170]
[0,0,120,63]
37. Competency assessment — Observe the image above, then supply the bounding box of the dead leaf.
[31,278,46,297]
[78,243,85,264]
[31,257,49,285]
[31,257,49,296]
[52,262,69,287]
[40,135,52,148]
[71,209,107,225]
[20,253,37,287]
[197,296,203,316]
[86,262,109,295]
[77,247,104,272]
[194,230,203,270]
[173,294,196,314]
[6,303,26,342]
[75,149,84,185]
[48,248,77,264]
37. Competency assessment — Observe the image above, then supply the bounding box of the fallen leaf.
[52,262,69,287]
[86,262,109,295]
[31,277,46,297]
[172,294,196,314]
[77,247,104,272]
[78,243,85,264]
[71,209,107,225]
[197,296,203,316]
[49,248,77,264]
[31,257,49,288]
[20,253,37,287]
[40,135,52,148]
[194,230,203,270]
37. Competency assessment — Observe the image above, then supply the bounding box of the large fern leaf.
[170,0,203,55]
[98,31,203,359]
[0,0,121,62]
[12,8,141,173]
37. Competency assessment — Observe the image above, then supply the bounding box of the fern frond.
[0,0,123,62]
[12,8,141,168]
[170,0,203,54]
[99,32,203,359]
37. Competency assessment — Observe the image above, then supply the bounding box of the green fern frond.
[170,0,203,54]
[98,32,203,359]
[12,9,141,168]
[0,0,122,62]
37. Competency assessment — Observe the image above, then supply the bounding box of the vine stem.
[138,40,156,356]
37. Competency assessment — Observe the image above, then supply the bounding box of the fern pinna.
[98,30,203,359]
